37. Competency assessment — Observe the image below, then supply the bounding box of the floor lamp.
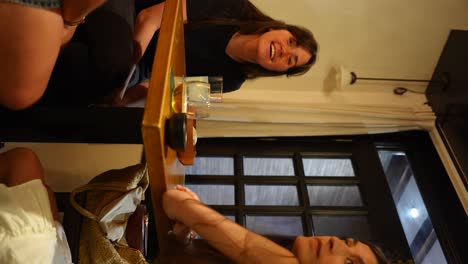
[338,67,450,95]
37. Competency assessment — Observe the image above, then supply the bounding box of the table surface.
[141,0,187,256]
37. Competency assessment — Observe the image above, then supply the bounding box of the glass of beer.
[185,81,211,119]
[172,76,224,119]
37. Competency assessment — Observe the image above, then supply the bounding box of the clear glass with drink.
[172,76,223,119]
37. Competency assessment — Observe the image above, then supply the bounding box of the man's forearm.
[170,196,298,263]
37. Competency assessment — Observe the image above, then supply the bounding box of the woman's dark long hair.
[188,0,318,79]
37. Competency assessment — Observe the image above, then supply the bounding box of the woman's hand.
[99,81,149,107]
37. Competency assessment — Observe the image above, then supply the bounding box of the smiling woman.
[103,0,319,106]
[127,0,318,97]
[182,0,319,84]
[226,29,313,72]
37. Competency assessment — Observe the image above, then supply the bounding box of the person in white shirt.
[0,147,72,264]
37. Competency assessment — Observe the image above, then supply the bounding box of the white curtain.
[196,98,435,138]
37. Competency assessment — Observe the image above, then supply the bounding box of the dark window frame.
[185,131,467,263]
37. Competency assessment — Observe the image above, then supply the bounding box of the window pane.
[246,216,303,236]
[185,184,234,205]
[243,157,294,176]
[303,158,355,177]
[312,215,372,241]
[186,157,233,176]
[422,240,447,264]
[308,185,363,206]
[378,150,448,264]
[224,215,236,222]
[245,185,299,206]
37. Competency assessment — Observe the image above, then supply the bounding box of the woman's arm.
[163,189,298,264]
[133,0,188,63]
[133,3,164,63]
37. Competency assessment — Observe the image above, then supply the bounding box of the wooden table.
[141,0,188,256]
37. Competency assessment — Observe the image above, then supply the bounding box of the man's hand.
[164,185,201,244]
[174,185,200,201]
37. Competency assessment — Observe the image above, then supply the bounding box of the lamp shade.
[337,66,356,89]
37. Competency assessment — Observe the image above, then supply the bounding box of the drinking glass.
[183,76,224,119]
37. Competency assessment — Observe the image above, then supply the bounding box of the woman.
[162,186,390,264]
[104,0,319,105]
[0,147,72,263]
[38,0,317,105]
[0,0,107,110]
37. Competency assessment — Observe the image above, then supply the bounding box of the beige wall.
[2,143,143,191]
[226,0,468,106]
[235,0,468,210]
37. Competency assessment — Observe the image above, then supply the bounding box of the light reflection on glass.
[378,150,447,264]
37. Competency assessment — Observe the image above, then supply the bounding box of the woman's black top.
[43,0,250,106]
[133,0,249,93]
